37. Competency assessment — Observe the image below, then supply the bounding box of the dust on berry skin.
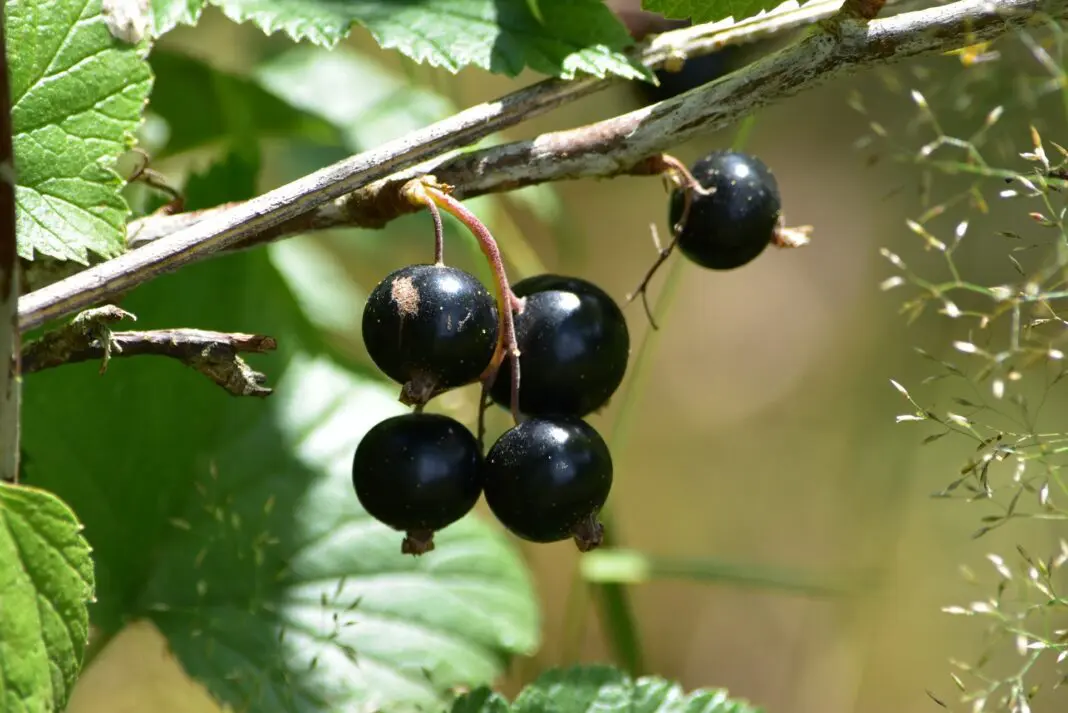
[390,275,420,317]
[362,263,499,407]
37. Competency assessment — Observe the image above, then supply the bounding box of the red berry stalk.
[402,178,524,427]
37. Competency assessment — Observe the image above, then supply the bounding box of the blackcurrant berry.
[634,52,736,106]
[669,150,782,270]
[362,264,499,405]
[490,274,629,417]
[352,412,484,555]
[483,417,612,551]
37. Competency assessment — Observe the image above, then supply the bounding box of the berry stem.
[429,199,446,265]
[475,375,496,454]
[640,153,714,205]
[400,181,447,264]
[418,181,523,424]
[623,154,711,329]
[625,224,676,331]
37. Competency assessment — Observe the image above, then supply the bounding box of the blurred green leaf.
[21,243,538,712]
[147,49,340,158]
[642,0,807,24]
[452,665,763,712]
[255,46,455,152]
[153,0,647,80]
[0,483,94,712]
[149,0,206,36]
[9,0,153,263]
[182,149,261,210]
[267,237,369,348]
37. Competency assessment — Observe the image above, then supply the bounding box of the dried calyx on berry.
[490,274,630,419]
[362,263,499,407]
[351,413,484,555]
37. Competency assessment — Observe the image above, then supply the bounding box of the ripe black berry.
[352,413,484,555]
[490,275,629,417]
[669,150,782,270]
[362,264,499,405]
[483,418,612,551]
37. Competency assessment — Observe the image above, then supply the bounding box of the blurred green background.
[63,5,1068,713]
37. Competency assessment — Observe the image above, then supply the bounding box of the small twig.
[623,154,711,328]
[20,306,277,397]
[476,376,494,453]
[127,148,184,215]
[626,224,677,331]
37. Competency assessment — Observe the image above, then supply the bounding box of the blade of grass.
[560,117,760,673]
[574,254,688,675]
[581,549,858,597]
[557,246,687,673]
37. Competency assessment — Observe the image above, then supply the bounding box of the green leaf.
[147,49,340,158]
[182,149,261,210]
[154,0,646,80]
[21,248,539,712]
[149,0,206,37]
[313,0,646,79]
[0,482,95,712]
[254,46,456,153]
[451,665,763,712]
[268,237,369,344]
[8,0,153,263]
[642,0,801,24]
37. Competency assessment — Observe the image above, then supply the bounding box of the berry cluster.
[351,150,810,556]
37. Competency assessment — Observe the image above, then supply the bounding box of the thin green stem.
[581,549,854,597]
[566,116,761,675]
[623,154,711,328]
[590,555,646,674]
[562,256,688,674]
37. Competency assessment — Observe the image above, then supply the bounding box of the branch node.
[70,305,136,373]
